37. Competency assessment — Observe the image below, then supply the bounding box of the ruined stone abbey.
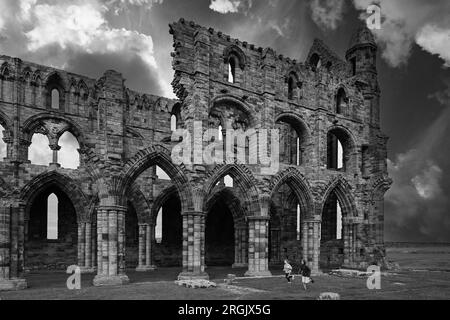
[0,19,391,290]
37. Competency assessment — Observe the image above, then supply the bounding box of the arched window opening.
[321,193,344,242]
[336,201,342,240]
[170,114,177,132]
[51,89,60,109]
[47,193,58,240]
[327,132,345,171]
[350,57,357,76]
[296,204,301,241]
[156,166,171,181]
[224,175,233,188]
[310,54,321,71]
[0,124,6,159]
[58,131,80,169]
[206,196,235,266]
[45,73,64,110]
[228,56,236,83]
[276,118,306,166]
[218,125,223,141]
[336,88,347,114]
[155,192,182,265]
[288,77,295,100]
[27,187,78,269]
[29,133,52,166]
[155,208,163,244]
[320,192,344,269]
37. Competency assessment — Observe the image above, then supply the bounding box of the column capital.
[97,205,127,213]
[181,211,205,217]
[247,216,270,221]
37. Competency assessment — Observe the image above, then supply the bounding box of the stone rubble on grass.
[318,292,341,300]
[175,279,217,289]
[224,274,236,285]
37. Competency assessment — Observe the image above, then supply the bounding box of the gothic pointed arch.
[269,168,314,218]
[319,176,358,218]
[20,171,88,222]
[204,163,260,215]
[119,145,192,213]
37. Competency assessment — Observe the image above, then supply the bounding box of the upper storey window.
[310,53,321,72]
[45,73,65,111]
[228,56,237,83]
[223,45,246,85]
[51,89,59,109]
[336,88,348,115]
[287,76,295,100]
[286,72,300,101]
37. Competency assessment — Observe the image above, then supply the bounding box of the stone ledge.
[93,274,130,286]
[177,272,209,281]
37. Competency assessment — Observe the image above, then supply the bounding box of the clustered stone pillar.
[232,226,248,268]
[77,222,95,273]
[136,223,156,272]
[342,218,364,268]
[0,202,27,290]
[93,205,129,286]
[245,216,271,277]
[178,211,208,280]
[301,216,321,274]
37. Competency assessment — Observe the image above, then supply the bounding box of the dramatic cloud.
[0,0,172,97]
[209,0,241,14]
[309,0,346,31]
[209,0,252,15]
[352,0,450,68]
[28,134,52,166]
[385,84,450,242]
[103,0,163,14]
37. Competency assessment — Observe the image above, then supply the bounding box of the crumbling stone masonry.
[0,19,391,290]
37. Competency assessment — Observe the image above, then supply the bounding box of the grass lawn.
[1,244,449,300]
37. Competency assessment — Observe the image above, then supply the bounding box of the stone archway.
[319,177,360,270]
[269,168,315,268]
[20,171,92,272]
[205,187,247,268]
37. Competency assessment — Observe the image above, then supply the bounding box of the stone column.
[0,202,27,290]
[301,216,321,274]
[232,227,248,268]
[245,216,271,277]
[49,144,61,167]
[178,211,208,280]
[78,222,94,273]
[93,206,129,286]
[77,222,86,269]
[342,217,363,268]
[136,223,156,272]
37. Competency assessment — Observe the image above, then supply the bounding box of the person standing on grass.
[299,259,314,290]
[283,259,293,284]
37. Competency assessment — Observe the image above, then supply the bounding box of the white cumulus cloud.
[353,0,450,68]
[209,0,241,14]
[309,0,346,31]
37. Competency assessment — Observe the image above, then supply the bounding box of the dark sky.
[0,0,449,242]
